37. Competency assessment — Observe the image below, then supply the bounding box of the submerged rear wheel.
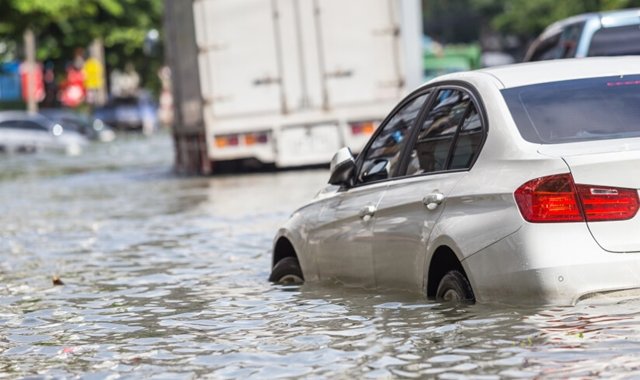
[436,270,474,302]
[269,257,304,284]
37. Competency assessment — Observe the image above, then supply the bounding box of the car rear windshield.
[501,75,640,144]
[588,24,640,57]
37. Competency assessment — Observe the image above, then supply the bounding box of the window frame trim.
[349,87,437,189]
[394,81,489,180]
[345,80,489,191]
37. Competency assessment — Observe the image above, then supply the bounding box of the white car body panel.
[273,57,640,305]
[473,56,640,89]
[372,172,463,291]
[539,140,640,253]
[309,180,388,287]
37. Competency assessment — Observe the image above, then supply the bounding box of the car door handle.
[423,192,445,211]
[359,204,377,220]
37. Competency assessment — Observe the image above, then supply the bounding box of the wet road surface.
[2,132,640,378]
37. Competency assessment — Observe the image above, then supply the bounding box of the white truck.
[165,0,423,174]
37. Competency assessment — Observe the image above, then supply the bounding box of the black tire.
[269,257,304,284]
[436,270,475,302]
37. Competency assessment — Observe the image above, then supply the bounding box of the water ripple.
[2,133,640,378]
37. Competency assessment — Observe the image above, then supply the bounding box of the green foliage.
[0,0,163,90]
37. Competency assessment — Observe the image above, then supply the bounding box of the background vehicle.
[165,0,424,174]
[40,108,116,142]
[270,57,640,306]
[524,8,640,61]
[0,111,87,155]
[93,90,157,134]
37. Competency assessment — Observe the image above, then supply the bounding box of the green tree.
[0,0,163,90]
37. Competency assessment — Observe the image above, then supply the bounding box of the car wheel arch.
[426,245,472,299]
[272,236,299,268]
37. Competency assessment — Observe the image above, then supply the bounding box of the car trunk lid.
[540,141,640,252]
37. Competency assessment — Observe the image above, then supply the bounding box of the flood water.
[3,132,640,379]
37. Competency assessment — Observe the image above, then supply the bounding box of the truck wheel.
[436,270,474,302]
[269,257,304,284]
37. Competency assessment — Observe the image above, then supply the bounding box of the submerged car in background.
[93,90,157,134]
[0,111,88,155]
[39,108,116,142]
[270,57,640,306]
[524,8,640,61]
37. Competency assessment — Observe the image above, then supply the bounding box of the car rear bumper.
[464,222,640,305]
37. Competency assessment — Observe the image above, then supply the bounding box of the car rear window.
[588,24,640,57]
[501,75,640,144]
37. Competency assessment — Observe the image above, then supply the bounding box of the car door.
[0,120,23,151]
[371,87,486,291]
[0,119,46,151]
[310,92,430,286]
[20,120,53,150]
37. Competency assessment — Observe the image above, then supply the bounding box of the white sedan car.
[0,111,87,155]
[269,57,640,305]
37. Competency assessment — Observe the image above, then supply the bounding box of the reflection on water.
[1,132,640,378]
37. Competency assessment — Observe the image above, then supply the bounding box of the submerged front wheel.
[436,270,475,302]
[269,257,304,284]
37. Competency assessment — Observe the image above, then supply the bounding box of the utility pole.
[400,0,424,91]
[23,28,37,114]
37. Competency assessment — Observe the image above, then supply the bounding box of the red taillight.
[576,184,639,221]
[515,174,582,222]
[214,134,239,148]
[350,121,376,135]
[515,173,640,223]
[244,132,268,145]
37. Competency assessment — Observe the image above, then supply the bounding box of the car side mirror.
[328,147,356,186]
[361,159,389,183]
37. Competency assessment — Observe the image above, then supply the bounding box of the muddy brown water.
[2,132,640,379]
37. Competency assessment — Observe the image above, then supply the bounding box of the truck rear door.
[315,0,403,108]
[193,0,283,117]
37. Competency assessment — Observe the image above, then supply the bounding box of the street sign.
[83,57,104,90]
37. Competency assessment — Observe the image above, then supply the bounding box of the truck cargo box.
[165,0,422,174]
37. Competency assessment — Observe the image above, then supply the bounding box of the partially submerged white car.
[0,111,88,155]
[270,57,640,305]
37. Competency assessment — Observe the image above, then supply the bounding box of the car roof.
[40,108,88,120]
[0,110,32,120]
[39,108,72,116]
[459,56,640,89]
[539,8,640,39]
[0,110,57,128]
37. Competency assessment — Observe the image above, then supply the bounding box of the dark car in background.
[524,8,640,61]
[93,90,157,134]
[40,108,116,142]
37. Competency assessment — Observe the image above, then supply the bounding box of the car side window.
[357,92,429,184]
[0,120,20,129]
[404,89,470,176]
[449,106,483,170]
[528,22,584,61]
[20,121,48,132]
[529,33,562,61]
[559,22,584,58]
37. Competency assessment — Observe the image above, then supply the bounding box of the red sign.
[61,67,86,107]
[19,62,44,102]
